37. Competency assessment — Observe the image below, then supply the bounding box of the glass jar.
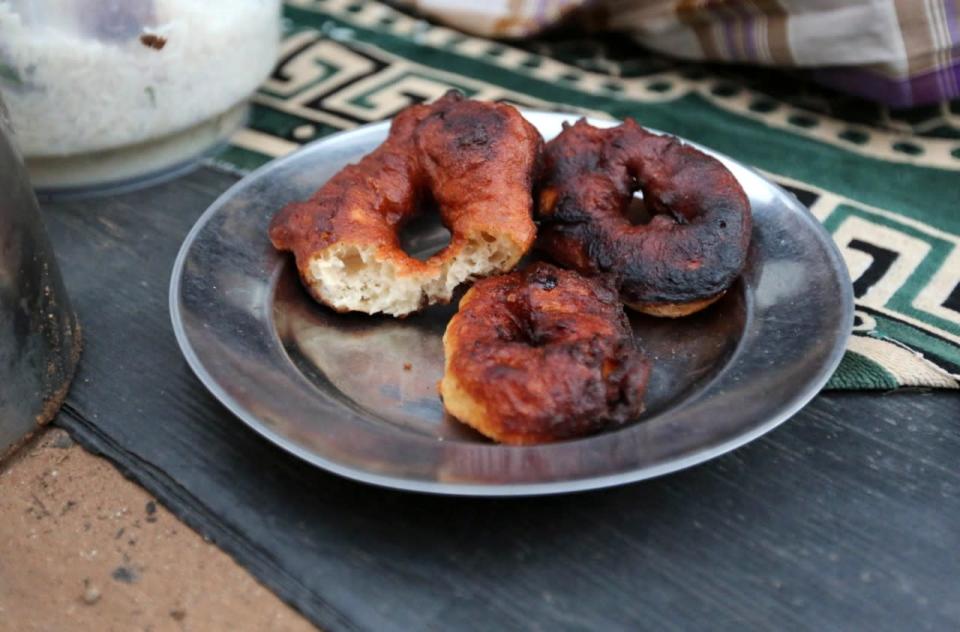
[0,92,81,455]
[0,0,281,194]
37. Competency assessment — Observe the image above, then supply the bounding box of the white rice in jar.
[0,0,280,159]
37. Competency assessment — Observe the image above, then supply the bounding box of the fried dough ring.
[440,263,650,445]
[269,91,540,317]
[538,119,752,317]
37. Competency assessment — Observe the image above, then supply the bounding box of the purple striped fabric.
[814,53,960,109]
[396,0,960,107]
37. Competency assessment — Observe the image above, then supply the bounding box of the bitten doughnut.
[440,263,650,445]
[537,118,752,317]
[269,91,540,317]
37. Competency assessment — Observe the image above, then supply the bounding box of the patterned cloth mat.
[209,0,960,390]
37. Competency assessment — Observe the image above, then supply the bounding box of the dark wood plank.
[43,168,960,631]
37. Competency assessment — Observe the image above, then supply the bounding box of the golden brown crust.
[440,263,650,445]
[537,118,751,317]
[268,91,541,315]
[624,292,725,318]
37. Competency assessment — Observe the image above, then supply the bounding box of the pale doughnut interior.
[306,232,519,317]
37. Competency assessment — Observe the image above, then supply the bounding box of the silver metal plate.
[170,112,852,496]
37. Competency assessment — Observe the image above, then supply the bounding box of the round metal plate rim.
[170,110,853,496]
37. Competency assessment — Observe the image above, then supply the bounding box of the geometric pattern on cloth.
[207,0,960,389]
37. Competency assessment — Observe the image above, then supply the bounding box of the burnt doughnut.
[269,91,541,317]
[537,118,752,317]
[440,263,650,445]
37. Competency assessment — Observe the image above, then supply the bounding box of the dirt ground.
[0,428,315,632]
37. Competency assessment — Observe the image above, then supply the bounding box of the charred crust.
[442,263,650,443]
[268,94,542,316]
[537,119,752,313]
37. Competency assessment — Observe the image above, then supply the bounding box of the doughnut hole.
[625,191,651,226]
[398,206,451,261]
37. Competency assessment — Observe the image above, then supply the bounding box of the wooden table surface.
[36,166,960,631]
